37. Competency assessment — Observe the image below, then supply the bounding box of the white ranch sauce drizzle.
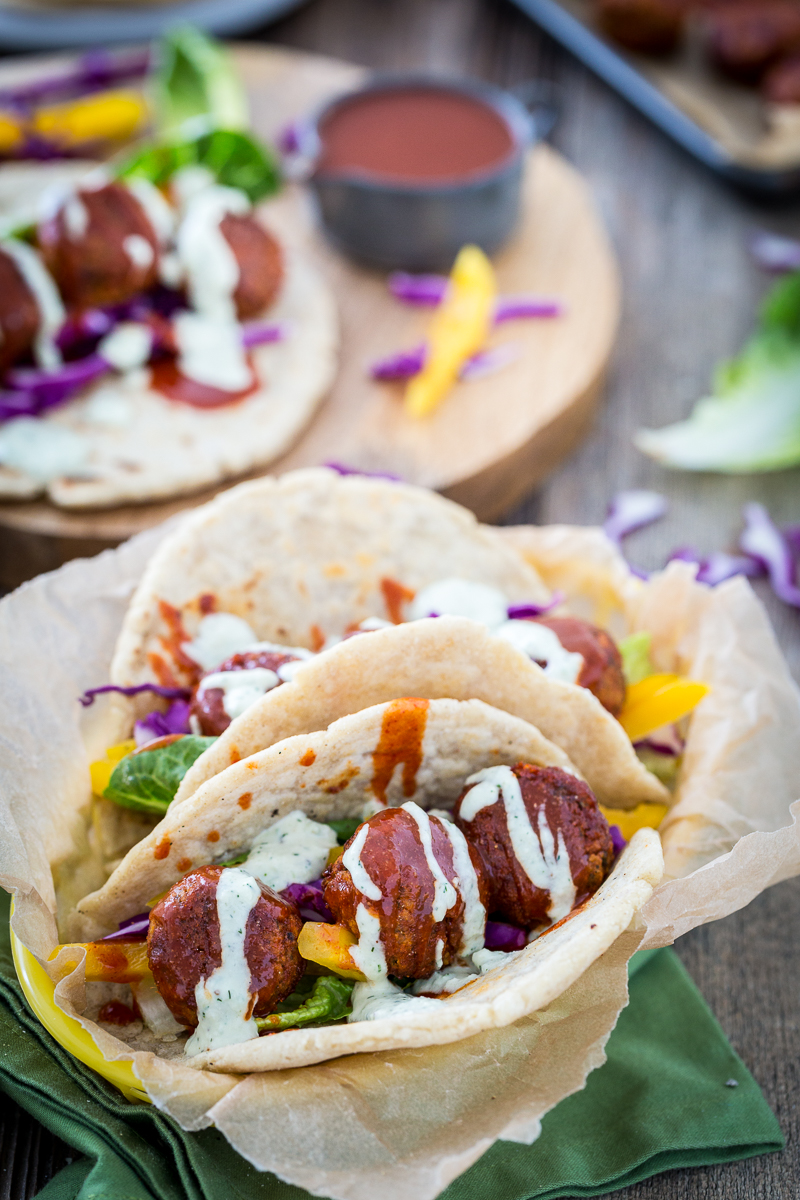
[409,578,508,627]
[126,177,175,244]
[184,867,261,1057]
[341,823,381,902]
[173,311,252,392]
[400,801,457,923]
[0,417,87,482]
[198,667,281,720]
[493,620,583,684]
[243,810,336,893]
[3,238,65,370]
[64,195,88,239]
[349,903,388,981]
[440,819,486,956]
[176,184,249,321]
[98,322,153,372]
[461,766,576,923]
[122,233,154,270]
[411,964,478,995]
[348,979,443,1022]
[182,613,259,671]
[434,938,444,969]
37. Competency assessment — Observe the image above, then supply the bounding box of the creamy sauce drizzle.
[494,620,583,684]
[243,810,337,892]
[198,667,281,719]
[184,867,261,1057]
[409,578,508,626]
[176,184,249,321]
[341,823,381,901]
[127,177,175,244]
[182,613,259,671]
[122,233,154,270]
[3,238,65,370]
[401,801,456,922]
[349,903,388,980]
[0,417,87,482]
[173,311,252,392]
[441,818,486,955]
[98,322,153,372]
[348,979,444,1022]
[461,766,576,922]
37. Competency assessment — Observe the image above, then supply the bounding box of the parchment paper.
[2,519,799,1200]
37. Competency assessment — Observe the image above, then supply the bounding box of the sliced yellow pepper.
[404,244,495,418]
[619,674,709,743]
[33,90,147,147]
[0,113,22,152]
[49,940,150,984]
[600,802,669,842]
[90,739,136,797]
[297,922,366,981]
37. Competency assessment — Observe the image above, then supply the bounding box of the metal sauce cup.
[304,75,553,271]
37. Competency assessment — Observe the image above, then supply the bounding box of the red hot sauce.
[317,87,515,184]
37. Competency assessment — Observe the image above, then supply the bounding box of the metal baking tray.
[511,0,800,194]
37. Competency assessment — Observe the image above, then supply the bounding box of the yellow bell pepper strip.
[297,922,367,981]
[49,941,150,984]
[404,244,496,418]
[0,113,22,153]
[89,739,137,797]
[619,674,710,743]
[600,803,669,842]
[33,89,148,148]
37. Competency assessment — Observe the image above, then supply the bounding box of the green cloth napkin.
[0,891,783,1200]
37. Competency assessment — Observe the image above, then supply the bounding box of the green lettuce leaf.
[103,736,216,815]
[635,271,800,472]
[119,128,280,204]
[619,631,654,685]
[153,26,249,138]
[326,817,362,845]
[256,975,354,1032]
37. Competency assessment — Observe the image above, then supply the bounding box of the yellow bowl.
[10,909,149,1104]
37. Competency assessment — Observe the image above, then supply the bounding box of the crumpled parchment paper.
[2,520,799,1200]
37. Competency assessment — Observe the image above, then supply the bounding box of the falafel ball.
[596,0,687,56]
[191,648,305,736]
[323,806,488,979]
[454,763,614,930]
[535,616,626,717]
[219,213,284,320]
[147,865,304,1027]
[39,181,160,309]
[0,248,42,374]
[705,2,800,83]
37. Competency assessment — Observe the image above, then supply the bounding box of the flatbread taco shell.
[75,696,664,1071]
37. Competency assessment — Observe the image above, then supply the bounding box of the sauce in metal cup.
[307,75,542,271]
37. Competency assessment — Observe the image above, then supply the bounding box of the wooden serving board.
[0,45,620,589]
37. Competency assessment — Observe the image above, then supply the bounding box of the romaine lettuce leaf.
[154,26,249,138]
[120,127,280,204]
[103,735,216,815]
[256,975,354,1031]
[326,817,362,845]
[636,271,800,472]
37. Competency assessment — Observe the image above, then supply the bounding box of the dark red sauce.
[317,87,515,184]
[150,358,258,408]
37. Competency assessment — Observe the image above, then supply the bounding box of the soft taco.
[96,468,669,812]
[67,697,663,1072]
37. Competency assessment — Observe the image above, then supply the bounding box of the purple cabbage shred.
[241,321,287,348]
[507,592,565,620]
[370,344,427,380]
[99,912,150,942]
[79,683,191,708]
[484,921,526,952]
[134,699,192,747]
[494,296,564,321]
[749,230,800,274]
[668,546,763,587]
[324,462,403,481]
[740,503,800,608]
[609,825,627,859]
[280,880,334,923]
[603,490,668,546]
[388,272,448,306]
[459,343,520,380]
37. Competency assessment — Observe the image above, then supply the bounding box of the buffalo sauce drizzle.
[380,577,415,624]
[150,356,259,408]
[370,697,429,805]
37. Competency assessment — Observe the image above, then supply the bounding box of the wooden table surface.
[2,0,800,1196]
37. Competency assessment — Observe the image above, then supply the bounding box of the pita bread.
[0,248,337,507]
[176,617,667,809]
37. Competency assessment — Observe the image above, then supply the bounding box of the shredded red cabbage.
[280,880,334,923]
[460,343,521,380]
[507,592,565,619]
[484,921,526,951]
[79,683,191,708]
[494,296,564,321]
[749,231,800,274]
[740,503,800,608]
[609,825,627,859]
[324,462,403,481]
[99,912,150,942]
[370,345,427,380]
[4,354,109,418]
[387,273,564,321]
[0,49,150,111]
[668,546,763,587]
[241,321,287,348]
[134,699,192,746]
[603,490,668,546]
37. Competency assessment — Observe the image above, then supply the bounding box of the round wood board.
[0,44,620,589]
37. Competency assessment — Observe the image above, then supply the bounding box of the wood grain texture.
[1,0,799,1195]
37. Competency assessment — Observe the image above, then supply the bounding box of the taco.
[68,697,663,1072]
[96,469,667,810]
